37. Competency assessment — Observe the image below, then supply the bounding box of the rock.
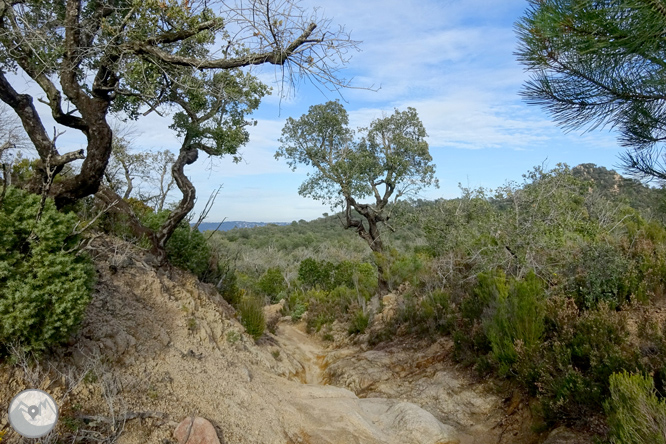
[263,299,286,327]
[282,384,460,444]
[543,427,591,444]
[381,293,398,322]
[174,417,221,444]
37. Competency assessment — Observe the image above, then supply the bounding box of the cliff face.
[0,235,545,444]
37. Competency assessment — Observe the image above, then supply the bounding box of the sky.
[13,0,630,222]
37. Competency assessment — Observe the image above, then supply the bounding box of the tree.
[516,0,666,182]
[276,101,438,294]
[0,0,359,261]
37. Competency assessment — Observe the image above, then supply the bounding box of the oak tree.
[0,0,358,260]
[276,101,438,294]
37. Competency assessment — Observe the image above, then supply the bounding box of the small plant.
[348,309,369,335]
[0,187,96,354]
[83,369,98,384]
[484,271,545,374]
[238,296,265,340]
[226,330,240,344]
[187,317,198,332]
[605,371,666,444]
[271,350,280,359]
[147,384,159,400]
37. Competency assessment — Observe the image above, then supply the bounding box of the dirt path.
[273,322,327,384]
[270,321,536,444]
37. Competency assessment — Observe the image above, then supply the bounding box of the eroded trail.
[273,322,327,384]
[270,321,531,444]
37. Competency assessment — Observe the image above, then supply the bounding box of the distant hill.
[572,163,666,219]
[194,221,290,232]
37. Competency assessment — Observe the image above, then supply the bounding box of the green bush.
[304,286,355,333]
[605,371,666,444]
[348,309,369,335]
[298,258,335,289]
[238,296,265,340]
[569,243,634,309]
[0,187,95,354]
[484,271,545,374]
[257,267,286,302]
[529,298,639,423]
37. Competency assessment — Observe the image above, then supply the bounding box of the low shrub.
[484,271,545,375]
[237,296,265,340]
[348,309,369,335]
[526,298,639,424]
[0,187,96,354]
[568,243,634,309]
[605,371,666,444]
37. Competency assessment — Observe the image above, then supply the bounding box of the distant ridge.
[194,221,290,232]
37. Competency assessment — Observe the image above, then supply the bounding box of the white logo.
[8,389,59,438]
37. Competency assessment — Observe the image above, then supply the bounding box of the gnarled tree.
[276,101,438,294]
[0,0,358,260]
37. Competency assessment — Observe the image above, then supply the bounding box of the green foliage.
[348,309,369,335]
[304,286,356,333]
[569,243,634,309]
[516,0,666,181]
[605,372,666,444]
[298,258,336,290]
[483,271,545,374]
[297,258,377,296]
[375,249,428,291]
[392,289,454,338]
[257,267,286,302]
[0,187,95,354]
[525,298,638,423]
[237,296,265,340]
[142,210,212,279]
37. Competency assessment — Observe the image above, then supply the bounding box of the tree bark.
[153,146,198,264]
[343,196,390,295]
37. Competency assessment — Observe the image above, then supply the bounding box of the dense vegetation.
[207,163,666,436]
[0,187,95,354]
[2,159,666,440]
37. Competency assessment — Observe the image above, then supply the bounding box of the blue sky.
[15,0,628,222]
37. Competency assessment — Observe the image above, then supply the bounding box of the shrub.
[485,271,545,374]
[304,287,355,333]
[141,210,212,279]
[257,267,286,302]
[348,309,369,335]
[568,243,634,309]
[605,371,666,444]
[0,187,96,354]
[237,296,265,340]
[529,298,639,423]
[298,258,334,289]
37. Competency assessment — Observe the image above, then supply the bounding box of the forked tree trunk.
[367,216,390,296]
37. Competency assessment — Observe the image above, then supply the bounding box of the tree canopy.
[0,0,358,259]
[276,100,438,293]
[516,0,666,182]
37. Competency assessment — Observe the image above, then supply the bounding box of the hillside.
[0,235,530,444]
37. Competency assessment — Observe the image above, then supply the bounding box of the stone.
[381,293,398,322]
[263,299,286,327]
[174,417,221,444]
[543,427,591,444]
